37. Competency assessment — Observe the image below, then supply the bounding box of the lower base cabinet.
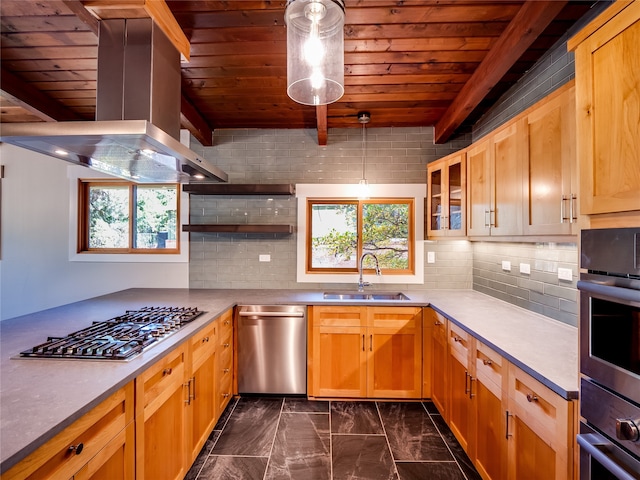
[424,307,576,480]
[3,382,135,480]
[308,306,423,399]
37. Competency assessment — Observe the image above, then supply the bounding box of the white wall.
[0,144,189,321]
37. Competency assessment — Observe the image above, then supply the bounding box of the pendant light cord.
[361,121,366,181]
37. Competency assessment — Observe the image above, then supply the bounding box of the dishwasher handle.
[238,310,305,318]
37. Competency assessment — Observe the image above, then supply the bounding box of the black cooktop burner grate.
[20,306,204,360]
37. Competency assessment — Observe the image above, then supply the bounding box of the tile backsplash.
[472,242,578,326]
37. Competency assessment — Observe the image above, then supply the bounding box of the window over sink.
[297,184,425,285]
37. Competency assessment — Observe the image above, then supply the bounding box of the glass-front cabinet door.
[427,151,466,238]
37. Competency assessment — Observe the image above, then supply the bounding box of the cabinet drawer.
[474,340,506,395]
[190,322,217,372]
[311,306,367,327]
[448,323,471,365]
[368,307,422,328]
[218,309,233,339]
[137,346,186,416]
[508,364,572,442]
[4,383,134,480]
[432,311,447,342]
[217,370,233,413]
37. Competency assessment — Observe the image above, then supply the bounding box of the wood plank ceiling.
[0,0,594,145]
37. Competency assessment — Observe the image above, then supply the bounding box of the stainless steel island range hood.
[0,18,227,184]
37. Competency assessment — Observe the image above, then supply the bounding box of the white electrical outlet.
[427,251,436,264]
[558,267,573,281]
[502,260,511,272]
[259,254,271,262]
[519,263,531,274]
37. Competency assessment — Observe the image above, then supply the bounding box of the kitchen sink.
[323,292,410,301]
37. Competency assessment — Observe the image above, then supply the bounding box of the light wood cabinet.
[467,121,524,237]
[522,82,579,235]
[569,1,640,215]
[185,321,218,463]
[447,323,474,453]
[135,345,188,480]
[4,383,134,480]
[429,309,448,420]
[216,309,234,415]
[309,306,422,399]
[422,309,576,480]
[427,151,466,238]
[473,341,508,480]
[506,364,575,480]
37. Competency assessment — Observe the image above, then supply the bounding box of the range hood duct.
[0,18,227,183]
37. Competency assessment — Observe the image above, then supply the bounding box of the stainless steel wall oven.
[577,228,640,479]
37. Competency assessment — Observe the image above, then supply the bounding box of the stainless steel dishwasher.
[236,305,307,394]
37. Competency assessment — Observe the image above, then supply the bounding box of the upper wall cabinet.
[569,2,640,215]
[427,151,466,238]
[467,121,524,237]
[522,83,578,235]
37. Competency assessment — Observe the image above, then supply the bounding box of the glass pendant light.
[357,111,370,199]
[285,0,345,105]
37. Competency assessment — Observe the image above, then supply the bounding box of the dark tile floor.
[185,397,482,480]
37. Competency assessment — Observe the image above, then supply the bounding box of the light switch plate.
[502,260,511,272]
[259,254,271,262]
[519,263,531,274]
[427,251,436,264]
[558,267,573,281]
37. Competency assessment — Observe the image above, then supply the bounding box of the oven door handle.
[577,280,640,305]
[577,433,638,480]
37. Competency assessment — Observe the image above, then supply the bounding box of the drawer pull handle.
[224,320,230,326]
[505,411,512,439]
[68,443,84,455]
[482,359,492,366]
[434,321,442,326]
[223,368,230,374]
[162,368,172,376]
[223,343,230,348]
[453,336,461,342]
[222,393,230,398]
[526,393,538,403]
[202,336,209,343]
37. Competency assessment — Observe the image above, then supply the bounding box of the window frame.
[296,183,425,286]
[305,197,415,275]
[77,179,180,254]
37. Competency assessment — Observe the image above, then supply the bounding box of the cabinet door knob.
[162,368,172,376]
[68,443,84,455]
[526,393,538,403]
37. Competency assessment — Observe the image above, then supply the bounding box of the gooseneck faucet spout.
[358,253,381,291]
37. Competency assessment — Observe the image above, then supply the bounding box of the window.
[307,198,414,274]
[78,181,179,253]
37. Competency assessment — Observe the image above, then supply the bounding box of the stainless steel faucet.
[358,252,381,291]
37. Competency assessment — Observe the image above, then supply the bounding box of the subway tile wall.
[473,242,578,326]
[188,126,473,291]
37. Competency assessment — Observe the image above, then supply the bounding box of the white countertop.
[0,288,578,473]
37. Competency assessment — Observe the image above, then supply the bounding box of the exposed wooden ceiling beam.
[316,105,328,146]
[0,67,82,122]
[433,0,568,144]
[80,0,190,61]
[181,94,214,146]
[62,0,100,34]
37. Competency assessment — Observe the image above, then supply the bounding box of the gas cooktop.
[20,306,204,360]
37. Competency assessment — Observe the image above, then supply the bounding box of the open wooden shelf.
[182,183,295,195]
[182,224,293,234]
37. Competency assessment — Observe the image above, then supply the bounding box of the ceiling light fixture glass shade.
[285,0,345,106]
